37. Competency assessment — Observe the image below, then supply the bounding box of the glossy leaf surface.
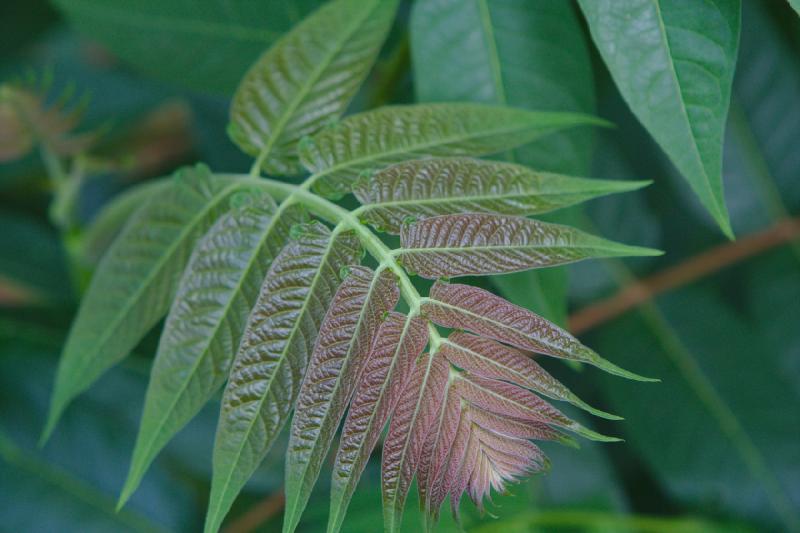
[284,266,399,533]
[300,103,606,198]
[120,195,303,505]
[354,157,648,234]
[422,282,653,381]
[398,213,661,278]
[205,223,361,533]
[579,0,741,236]
[43,166,241,442]
[228,0,397,174]
[328,312,428,533]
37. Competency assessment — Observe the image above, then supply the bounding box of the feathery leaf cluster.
[41,0,660,531]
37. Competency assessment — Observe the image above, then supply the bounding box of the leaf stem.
[233,174,439,339]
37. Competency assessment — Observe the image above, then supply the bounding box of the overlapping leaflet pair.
[41,0,661,531]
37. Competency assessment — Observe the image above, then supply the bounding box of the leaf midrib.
[65,181,243,384]
[208,227,346,531]
[329,313,417,532]
[285,267,389,532]
[312,108,584,180]
[651,0,722,218]
[250,0,381,170]
[130,200,292,489]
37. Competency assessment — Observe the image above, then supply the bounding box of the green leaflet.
[205,223,361,533]
[41,165,242,444]
[118,193,304,507]
[80,180,171,265]
[283,267,399,533]
[579,0,741,237]
[790,0,800,16]
[51,0,324,93]
[410,0,597,325]
[228,0,398,174]
[300,103,607,199]
[353,157,650,234]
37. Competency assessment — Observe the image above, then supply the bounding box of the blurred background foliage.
[0,0,798,531]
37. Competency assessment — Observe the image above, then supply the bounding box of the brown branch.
[222,488,285,533]
[569,216,800,334]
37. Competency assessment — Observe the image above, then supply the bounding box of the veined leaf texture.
[41,0,666,530]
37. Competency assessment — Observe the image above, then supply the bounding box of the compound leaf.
[284,267,400,533]
[300,103,607,198]
[354,157,648,234]
[398,213,661,278]
[422,281,654,381]
[205,223,361,533]
[328,312,429,533]
[579,0,741,237]
[229,0,398,174]
[43,165,242,443]
[119,194,304,506]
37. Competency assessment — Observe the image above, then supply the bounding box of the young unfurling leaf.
[422,281,656,381]
[398,213,662,278]
[41,0,667,529]
[440,332,620,420]
[354,157,649,233]
[284,266,399,533]
[329,312,429,533]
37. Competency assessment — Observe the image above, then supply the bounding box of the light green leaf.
[80,180,171,265]
[51,0,324,93]
[284,267,399,533]
[42,165,242,443]
[205,223,361,533]
[579,0,741,237]
[118,192,304,507]
[789,0,800,16]
[410,0,598,325]
[229,0,398,174]
[301,103,607,198]
[354,157,649,234]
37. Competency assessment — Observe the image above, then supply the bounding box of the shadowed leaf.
[328,312,428,533]
[579,0,741,236]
